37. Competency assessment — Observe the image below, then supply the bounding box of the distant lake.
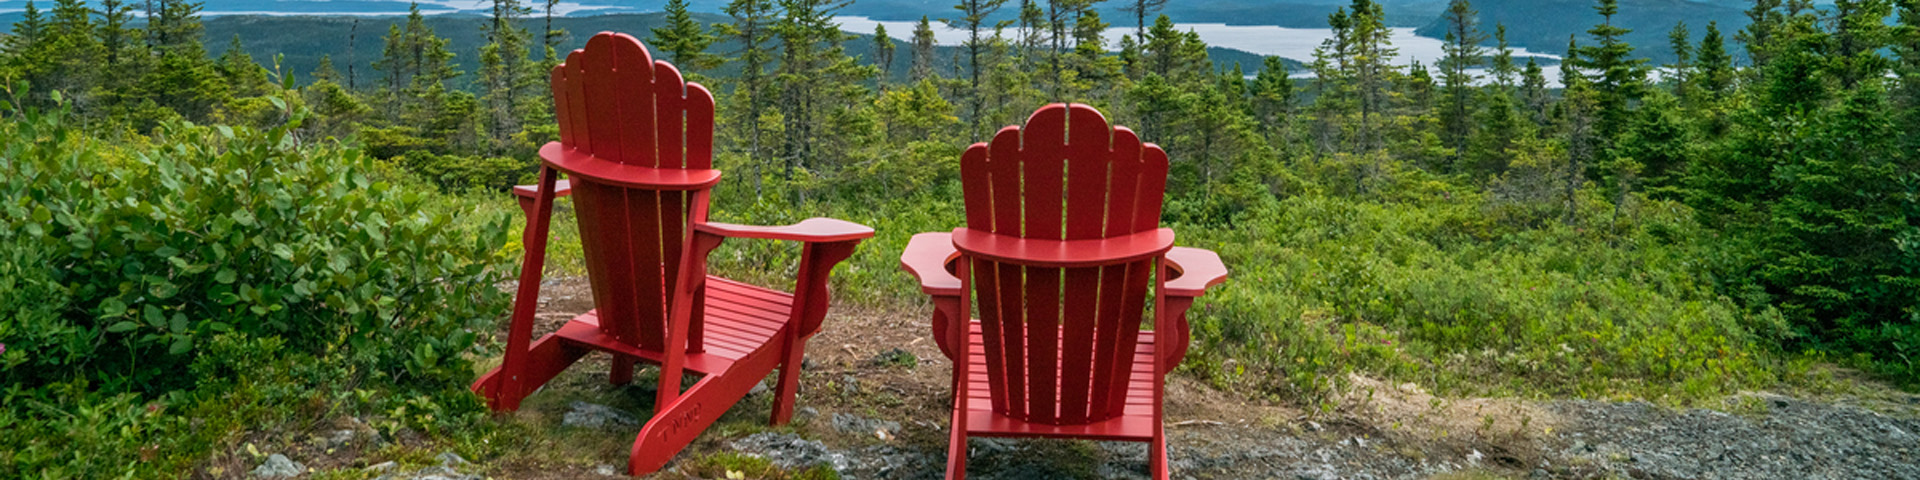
[836,16,1561,74]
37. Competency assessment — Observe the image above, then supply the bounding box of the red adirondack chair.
[900,104,1229,479]
[472,32,874,475]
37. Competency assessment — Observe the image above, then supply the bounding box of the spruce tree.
[873,24,896,89]
[909,16,937,82]
[1740,0,1785,69]
[1830,0,1895,90]
[478,0,535,152]
[1667,22,1694,98]
[1521,58,1550,126]
[1695,22,1734,99]
[716,0,778,195]
[1118,0,1168,39]
[650,0,722,74]
[95,0,137,68]
[1574,0,1649,148]
[946,0,1010,134]
[1250,56,1295,147]
[1437,0,1486,170]
[1489,25,1517,88]
[1345,0,1396,154]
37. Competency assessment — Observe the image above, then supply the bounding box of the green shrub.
[0,102,515,394]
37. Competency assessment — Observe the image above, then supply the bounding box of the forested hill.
[1416,0,1752,63]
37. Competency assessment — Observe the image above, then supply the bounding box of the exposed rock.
[563,401,640,429]
[250,454,303,478]
[594,464,619,476]
[436,452,468,467]
[750,380,770,396]
[731,432,856,473]
[831,412,902,439]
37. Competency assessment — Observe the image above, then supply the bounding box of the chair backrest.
[552,33,716,352]
[958,104,1170,426]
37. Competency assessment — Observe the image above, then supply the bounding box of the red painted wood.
[696,218,876,242]
[949,227,1175,267]
[902,104,1228,479]
[900,233,963,295]
[538,145,722,190]
[473,32,871,478]
[1164,247,1229,297]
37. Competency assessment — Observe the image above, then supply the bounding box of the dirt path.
[488,277,1920,480]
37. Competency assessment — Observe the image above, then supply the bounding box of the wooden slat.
[564,50,592,154]
[610,34,654,166]
[653,61,686,169]
[1057,266,1099,424]
[685,84,716,169]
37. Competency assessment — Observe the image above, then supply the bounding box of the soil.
[280,276,1920,480]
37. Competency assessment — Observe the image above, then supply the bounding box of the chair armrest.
[540,143,722,190]
[901,232,963,296]
[695,218,875,243]
[950,227,1176,268]
[511,180,573,200]
[1164,247,1228,298]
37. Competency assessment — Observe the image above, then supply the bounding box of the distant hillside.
[1415,0,1751,64]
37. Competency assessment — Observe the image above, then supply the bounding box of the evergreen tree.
[773,0,873,184]
[148,0,205,54]
[946,0,1010,134]
[1574,0,1650,148]
[1762,84,1919,380]
[716,0,779,195]
[1521,58,1550,126]
[5,1,51,93]
[95,0,137,68]
[1489,25,1517,88]
[1345,0,1397,154]
[873,24,896,89]
[1250,56,1295,149]
[909,16,938,82]
[44,0,105,106]
[1741,0,1786,69]
[1118,0,1168,39]
[1667,22,1694,98]
[541,0,563,68]
[650,0,723,74]
[1437,0,1486,170]
[477,0,536,152]
[1829,0,1895,90]
[1695,22,1735,99]
[216,34,271,98]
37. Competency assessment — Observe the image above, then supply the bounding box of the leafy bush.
[0,102,515,394]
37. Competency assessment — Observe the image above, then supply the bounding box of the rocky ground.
[240,277,1920,479]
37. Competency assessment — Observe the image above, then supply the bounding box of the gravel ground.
[729,396,1920,480]
[1548,397,1920,479]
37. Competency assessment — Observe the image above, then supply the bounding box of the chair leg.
[945,424,967,478]
[609,356,634,385]
[946,396,969,479]
[769,336,806,425]
[1149,429,1169,480]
